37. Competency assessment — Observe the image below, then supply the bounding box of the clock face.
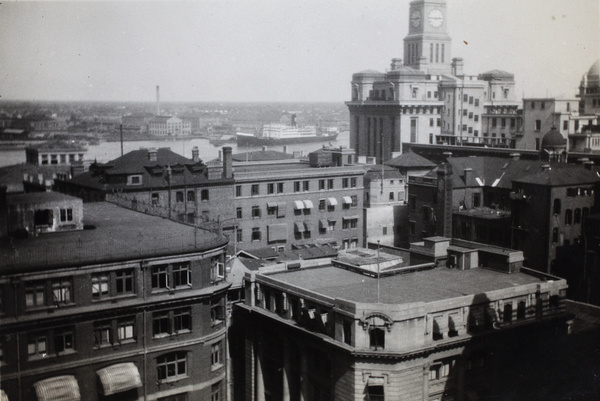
[428,9,443,27]
[410,11,421,27]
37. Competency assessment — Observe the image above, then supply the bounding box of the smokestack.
[223,146,233,179]
[192,146,200,162]
[156,85,160,116]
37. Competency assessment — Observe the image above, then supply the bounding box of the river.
[0,131,350,168]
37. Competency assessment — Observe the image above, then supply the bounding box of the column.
[256,339,265,401]
[282,339,291,401]
[300,352,309,401]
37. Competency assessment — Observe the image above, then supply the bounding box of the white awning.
[327,197,338,206]
[342,196,353,204]
[293,200,305,210]
[266,202,278,208]
[304,221,313,231]
[97,362,142,396]
[294,222,305,233]
[342,215,359,221]
[277,202,287,217]
[34,376,80,401]
[303,200,314,209]
[319,219,329,229]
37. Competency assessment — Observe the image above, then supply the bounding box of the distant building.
[363,165,407,247]
[148,116,191,136]
[578,59,600,115]
[231,238,570,401]
[25,142,86,167]
[347,0,521,163]
[386,150,436,178]
[231,147,365,252]
[0,195,230,401]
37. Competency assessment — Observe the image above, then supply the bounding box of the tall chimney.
[156,85,160,116]
[192,146,200,162]
[222,146,233,179]
[451,58,464,77]
[463,168,473,186]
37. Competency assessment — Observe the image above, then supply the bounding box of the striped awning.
[97,362,142,396]
[342,196,353,204]
[327,197,338,206]
[34,376,80,401]
[303,200,314,209]
[294,222,305,233]
[293,200,305,210]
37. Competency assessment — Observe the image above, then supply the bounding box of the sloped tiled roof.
[513,165,600,186]
[386,151,436,169]
[364,165,403,180]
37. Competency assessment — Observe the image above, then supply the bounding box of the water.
[0,131,350,167]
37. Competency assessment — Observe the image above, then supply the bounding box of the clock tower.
[403,0,452,75]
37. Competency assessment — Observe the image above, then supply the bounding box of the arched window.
[369,327,385,350]
[553,199,561,215]
[503,303,513,323]
[574,208,581,224]
[517,301,526,320]
[552,227,559,243]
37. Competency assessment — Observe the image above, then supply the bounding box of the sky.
[0,0,598,103]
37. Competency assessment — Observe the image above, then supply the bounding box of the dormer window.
[127,175,142,185]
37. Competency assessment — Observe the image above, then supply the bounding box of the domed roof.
[581,59,600,87]
[541,127,566,149]
[586,59,600,78]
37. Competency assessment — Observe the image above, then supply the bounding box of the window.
[327,179,334,189]
[563,120,568,131]
[369,327,385,350]
[92,274,109,299]
[201,189,209,202]
[294,181,301,192]
[252,227,261,241]
[492,118,497,127]
[351,177,357,188]
[430,118,434,127]
[172,262,191,288]
[463,109,468,116]
[267,204,277,215]
[328,220,335,232]
[503,303,513,323]
[173,308,192,333]
[176,191,184,203]
[475,99,479,107]
[535,120,541,131]
[342,178,349,188]
[565,209,572,225]
[235,185,242,197]
[541,101,545,110]
[152,193,159,206]
[55,329,75,353]
[277,182,284,193]
[319,179,325,190]
[236,229,243,243]
[251,184,259,196]
[94,321,112,347]
[59,208,73,222]
[267,183,275,194]
[303,181,309,191]
[517,301,526,320]
[553,199,561,215]
[153,311,171,337]
[28,334,47,358]
[252,205,261,218]
[367,385,384,401]
[474,115,479,122]
[25,282,45,308]
[117,319,135,342]
[463,94,468,102]
[389,192,394,201]
[382,227,388,235]
[236,207,242,219]
[211,383,221,401]
[319,199,326,211]
[52,280,72,304]
[552,227,559,243]
[186,190,195,202]
[351,195,358,207]
[157,352,187,381]
[211,297,225,326]
[152,265,169,289]
[574,208,581,224]
[473,193,481,207]
[343,320,352,345]
[211,342,222,367]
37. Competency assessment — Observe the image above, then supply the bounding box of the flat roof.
[0,202,227,274]
[268,265,544,304]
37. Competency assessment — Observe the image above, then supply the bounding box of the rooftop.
[0,202,227,274]
[267,264,545,305]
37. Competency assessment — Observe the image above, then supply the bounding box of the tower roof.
[541,126,566,150]
[478,70,515,81]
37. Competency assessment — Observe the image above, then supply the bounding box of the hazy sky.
[1,0,598,103]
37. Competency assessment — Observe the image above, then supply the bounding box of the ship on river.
[236,113,338,146]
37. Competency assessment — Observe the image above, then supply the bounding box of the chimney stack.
[390,58,403,70]
[451,58,464,76]
[192,146,200,162]
[463,168,473,186]
[222,147,233,179]
[156,85,160,116]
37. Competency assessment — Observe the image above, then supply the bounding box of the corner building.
[232,238,570,401]
[0,197,230,401]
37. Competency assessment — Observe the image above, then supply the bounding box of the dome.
[586,59,600,78]
[541,126,566,149]
[581,59,600,87]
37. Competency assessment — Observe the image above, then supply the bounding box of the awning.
[34,376,80,401]
[97,362,142,396]
[277,202,287,217]
[327,197,338,206]
[266,202,278,208]
[343,215,359,221]
[304,221,313,231]
[293,200,304,210]
[342,196,353,204]
[1,389,8,401]
[367,376,385,386]
[294,222,305,233]
[268,224,287,241]
[303,200,314,209]
[319,219,329,229]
